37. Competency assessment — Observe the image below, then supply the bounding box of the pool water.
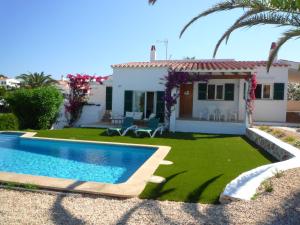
[0,133,156,184]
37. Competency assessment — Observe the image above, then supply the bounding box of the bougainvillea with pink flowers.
[163,70,212,120]
[245,73,257,125]
[65,74,106,125]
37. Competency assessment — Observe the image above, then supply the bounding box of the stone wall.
[246,128,294,161]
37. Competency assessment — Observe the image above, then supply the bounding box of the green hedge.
[0,113,19,130]
[7,86,63,130]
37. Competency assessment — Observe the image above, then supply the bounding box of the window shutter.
[224,84,234,101]
[273,83,285,100]
[156,91,165,122]
[124,90,133,115]
[105,87,112,110]
[198,83,207,100]
[255,84,262,99]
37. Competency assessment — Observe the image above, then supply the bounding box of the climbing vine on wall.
[163,70,212,121]
[65,74,105,126]
[245,73,257,125]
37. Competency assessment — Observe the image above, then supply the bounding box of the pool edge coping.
[0,131,171,198]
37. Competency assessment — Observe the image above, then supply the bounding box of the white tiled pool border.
[220,128,300,203]
[0,131,171,197]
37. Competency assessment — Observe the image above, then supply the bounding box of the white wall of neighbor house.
[112,67,168,117]
[252,66,288,122]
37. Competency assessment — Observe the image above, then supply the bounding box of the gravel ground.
[0,168,299,225]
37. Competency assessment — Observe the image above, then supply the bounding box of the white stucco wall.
[112,67,168,117]
[111,65,289,129]
[191,79,240,119]
[253,67,288,122]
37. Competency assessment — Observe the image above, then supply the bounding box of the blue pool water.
[0,133,156,184]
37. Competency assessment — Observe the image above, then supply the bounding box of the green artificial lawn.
[35,128,274,204]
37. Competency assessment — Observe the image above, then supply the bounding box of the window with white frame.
[255,84,272,99]
[199,84,225,100]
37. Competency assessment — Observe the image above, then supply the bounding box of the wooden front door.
[180,84,193,118]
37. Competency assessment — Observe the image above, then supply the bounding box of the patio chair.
[199,108,209,120]
[133,112,143,120]
[227,110,238,121]
[107,117,137,136]
[135,117,164,138]
[125,111,134,118]
[144,113,156,121]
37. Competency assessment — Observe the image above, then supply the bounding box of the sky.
[0,0,299,79]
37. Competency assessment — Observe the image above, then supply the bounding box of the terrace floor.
[35,128,274,204]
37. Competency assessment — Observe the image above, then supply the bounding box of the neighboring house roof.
[112,60,289,71]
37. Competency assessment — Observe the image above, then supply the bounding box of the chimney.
[150,45,156,61]
[269,42,278,61]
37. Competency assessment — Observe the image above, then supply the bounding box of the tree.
[0,74,7,79]
[7,86,63,129]
[288,82,300,100]
[17,72,57,88]
[149,0,300,71]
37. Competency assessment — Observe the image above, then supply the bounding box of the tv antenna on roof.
[156,39,168,60]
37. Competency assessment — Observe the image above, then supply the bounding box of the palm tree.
[149,0,300,71]
[17,72,57,88]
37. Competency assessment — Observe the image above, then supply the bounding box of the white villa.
[79,44,300,135]
[0,77,20,89]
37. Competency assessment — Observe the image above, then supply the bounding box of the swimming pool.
[0,133,157,184]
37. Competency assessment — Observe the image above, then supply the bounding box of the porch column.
[169,88,177,132]
[244,80,250,128]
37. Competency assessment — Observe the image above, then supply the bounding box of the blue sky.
[0,0,299,79]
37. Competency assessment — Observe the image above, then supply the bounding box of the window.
[132,91,145,113]
[124,90,161,119]
[263,84,271,99]
[207,85,215,100]
[255,84,262,99]
[255,84,272,99]
[198,83,228,100]
[105,87,112,110]
[216,85,224,100]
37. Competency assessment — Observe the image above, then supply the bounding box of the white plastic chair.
[125,112,134,118]
[199,108,209,120]
[208,106,217,121]
[227,110,238,122]
[214,108,222,121]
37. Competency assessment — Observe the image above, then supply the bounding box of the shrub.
[0,113,19,130]
[259,126,273,133]
[271,129,285,138]
[273,169,284,178]
[262,180,273,193]
[7,86,63,130]
[283,136,296,143]
[294,140,300,148]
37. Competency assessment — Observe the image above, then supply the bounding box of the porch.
[168,72,254,135]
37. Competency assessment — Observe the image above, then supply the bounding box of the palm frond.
[148,0,156,5]
[213,11,300,57]
[179,0,270,38]
[267,28,300,71]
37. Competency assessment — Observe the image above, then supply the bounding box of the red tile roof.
[112,60,288,71]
